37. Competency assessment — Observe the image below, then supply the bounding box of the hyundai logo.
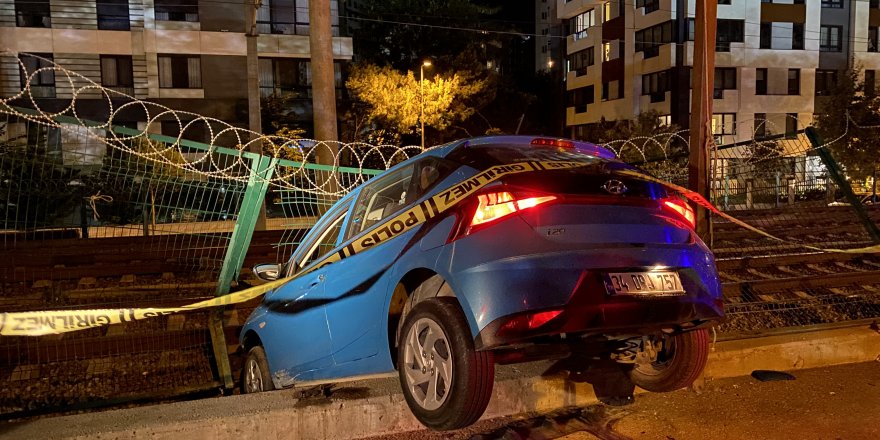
[602,179,628,195]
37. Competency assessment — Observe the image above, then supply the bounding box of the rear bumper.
[474,286,724,350]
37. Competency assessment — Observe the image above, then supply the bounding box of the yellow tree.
[346,64,488,137]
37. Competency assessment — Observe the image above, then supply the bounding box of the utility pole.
[688,0,717,241]
[309,0,339,164]
[246,0,267,231]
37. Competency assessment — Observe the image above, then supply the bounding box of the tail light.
[471,191,556,227]
[662,197,696,229]
[498,309,563,336]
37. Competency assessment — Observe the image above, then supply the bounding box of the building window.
[821,0,843,7]
[158,55,202,89]
[760,23,772,49]
[635,21,673,58]
[788,69,800,95]
[785,113,798,137]
[687,18,695,41]
[97,0,129,30]
[569,47,594,76]
[602,79,623,101]
[873,0,880,8]
[635,0,659,14]
[642,70,668,102]
[602,40,621,62]
[569,85,594,113]
[719,0,731,4]
[258,58,313,97]
[257,0,314,36]
[815,70,837,96]
[19,54,55,98]
[658,115,672,126]
[870,27,879,52]
[712,113,736,144]
[866,70,876,96]
[716,19,744,52]
[792,23,804,50]
[754,113,767,138]
[155,0,198,22]
[570,9,596,40]
[101,56,134,95]
[714,68,736,99]
[15,0,50,28]
[820,25,842,52]
[755,68,768,95]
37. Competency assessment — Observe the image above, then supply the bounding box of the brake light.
[498,309,563,335]
[662,197,696,229]
[531,138,574,148]
[471,191,556,227]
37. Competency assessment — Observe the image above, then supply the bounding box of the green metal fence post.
[805,126,880,243]
[209,153,277,389]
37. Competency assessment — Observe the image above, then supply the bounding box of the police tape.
[301,159,584,274]
[619,169,880,254]
[0,277,291,337]
[0,160,583,337]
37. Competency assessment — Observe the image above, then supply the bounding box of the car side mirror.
[253,263,281,281]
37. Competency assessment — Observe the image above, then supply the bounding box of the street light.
[420,60,432,150]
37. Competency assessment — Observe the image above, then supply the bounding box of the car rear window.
[446,145,608,170]
[446,144,665,200]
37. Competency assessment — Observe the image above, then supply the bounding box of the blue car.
[239,136,724,430]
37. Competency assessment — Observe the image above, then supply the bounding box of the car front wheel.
[628,328,710,392]
[398,298,495,430]
[242,346,275,394]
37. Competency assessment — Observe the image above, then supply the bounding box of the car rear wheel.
[398,298,495,430]
[242,346,274,394]
[628,328,709,392]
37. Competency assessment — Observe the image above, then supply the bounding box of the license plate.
[606,271,684,296]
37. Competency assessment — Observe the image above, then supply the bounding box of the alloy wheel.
[401,317,453,411]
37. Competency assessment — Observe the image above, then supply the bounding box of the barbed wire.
[0,52,425,196]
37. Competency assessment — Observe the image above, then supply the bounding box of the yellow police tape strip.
[0,160,582,337]
[619,169,880,254]
[3,161,878,337]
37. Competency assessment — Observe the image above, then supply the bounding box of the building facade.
[1,0,353,139]
[558,0,880,145]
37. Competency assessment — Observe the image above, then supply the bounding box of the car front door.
[259,201,350,382]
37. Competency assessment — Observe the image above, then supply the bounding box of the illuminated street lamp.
[420,60,432,150]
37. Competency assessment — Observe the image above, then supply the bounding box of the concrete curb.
[8,326,879,440]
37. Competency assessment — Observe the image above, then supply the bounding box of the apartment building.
[537,0,564,72]
[0,0,353,140]
[558,0,880,146]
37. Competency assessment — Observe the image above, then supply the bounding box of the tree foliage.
[814,68,880,180]
[345,63,489,136]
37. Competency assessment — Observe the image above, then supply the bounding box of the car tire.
[397,297,495,430]
[628,328,709,392]
[242,346,275,394]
